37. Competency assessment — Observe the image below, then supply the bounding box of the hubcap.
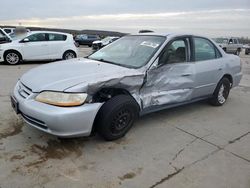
[218,84,226,104]
[110,109,132,135]
[6,53,19,64]
[65,53,75,59]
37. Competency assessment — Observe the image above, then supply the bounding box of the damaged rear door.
[140,36,195,110]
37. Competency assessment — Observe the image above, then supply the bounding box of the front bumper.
[12,81,103,138]
[232,72,243,88]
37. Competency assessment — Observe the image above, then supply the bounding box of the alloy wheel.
[6,53,19,64]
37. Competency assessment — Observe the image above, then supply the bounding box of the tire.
[63,51,76,60]
[209,78,231,106]
[235,49,240,56]
[4,51,21,65]
[96,95,139,141]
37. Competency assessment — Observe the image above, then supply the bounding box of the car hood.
[92,40,102,44]
[20,58,143,93]
[0,39,20,47]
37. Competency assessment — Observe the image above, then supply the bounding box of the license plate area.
[11,96,19,114]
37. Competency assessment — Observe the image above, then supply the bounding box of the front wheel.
[96,95,139,141]
[209,78,231,106]
[4,51,21,65]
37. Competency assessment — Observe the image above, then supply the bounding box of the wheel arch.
[62,50,77,59]
[222,74,233,87]
[4,49,23,60]
[91,87,140,134]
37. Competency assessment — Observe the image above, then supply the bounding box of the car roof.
[133,32,195,37]
[130,32,215,40]
[27,31,72,36]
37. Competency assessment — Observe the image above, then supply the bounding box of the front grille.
[21,113,48,130]
[18,82,32,99]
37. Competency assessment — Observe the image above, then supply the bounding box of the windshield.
[88,35,165,68]
[0,32,5,38]
[214,38,228,44]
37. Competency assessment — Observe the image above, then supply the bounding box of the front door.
[140,37,195,110]
[21,33,49,60]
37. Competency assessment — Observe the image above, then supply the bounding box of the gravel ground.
[0,46,249,188]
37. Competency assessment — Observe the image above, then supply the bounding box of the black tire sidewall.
[210,78,231,106]
[63,51,76,60]
[97,95,139,141]
[4,51,20,65]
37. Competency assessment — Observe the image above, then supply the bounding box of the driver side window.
[27,33,46,42]
[159,38,188,65]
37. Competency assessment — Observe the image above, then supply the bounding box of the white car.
[0,31,78,65]
[3,27,30,35]
[214,37,243,55]
[2,27,15,34]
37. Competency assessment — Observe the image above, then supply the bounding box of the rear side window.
[194,37,217,61]
[48,33,67,41]
[88,35,98,39]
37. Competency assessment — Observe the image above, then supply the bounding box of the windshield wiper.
[88,57,135,69]
[98,58,116,64]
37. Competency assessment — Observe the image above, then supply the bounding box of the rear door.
[140,36,195,109]
[20,33,49,60]
[47,33,67,59]
[192,37,224,98]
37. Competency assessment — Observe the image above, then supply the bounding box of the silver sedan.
[11,33,242,141]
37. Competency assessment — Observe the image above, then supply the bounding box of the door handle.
[181,73,192,77]
[218,68,222,71]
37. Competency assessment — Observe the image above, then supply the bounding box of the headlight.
[35,91,87,107]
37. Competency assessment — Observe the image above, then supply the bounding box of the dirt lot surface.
[0,47,249,188]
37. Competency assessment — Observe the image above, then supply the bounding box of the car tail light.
[74,42,79,47]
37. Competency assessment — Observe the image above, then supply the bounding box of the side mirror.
[22,38,29,43]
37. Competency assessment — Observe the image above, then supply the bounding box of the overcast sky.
[1,0,250,37]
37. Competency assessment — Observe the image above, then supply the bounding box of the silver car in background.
[11,33,242,141]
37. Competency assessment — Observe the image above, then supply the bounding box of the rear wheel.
[209,78,231,106]
[96,95,139,141]
[63,51,76,60]
[4,51,21,65]
[235,48,240,56]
